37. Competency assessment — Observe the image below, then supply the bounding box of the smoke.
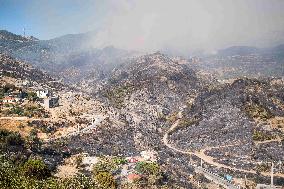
[89,0,284,54]
[23,0,284,53]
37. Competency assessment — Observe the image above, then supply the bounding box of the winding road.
[163,118,241,189]
[163,118,256,174]
[163,116,284,188]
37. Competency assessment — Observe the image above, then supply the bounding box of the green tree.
[93,158,118,175]
[5,132,24,146]
[26,129,42,150]
[135,162,160,176]
[58,174,98,189]
[21,159,51,180]
[4,83,16,93]
[0,129,24,147]
[27,92,38,101]
[94,172,116,189]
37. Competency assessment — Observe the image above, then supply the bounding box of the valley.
[0,29,284,189]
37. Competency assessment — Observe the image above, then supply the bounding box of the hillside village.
[0,54,61,118]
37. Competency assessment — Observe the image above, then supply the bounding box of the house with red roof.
[127,157,139,163]
[127,173,141,183]
[2,96,20,104]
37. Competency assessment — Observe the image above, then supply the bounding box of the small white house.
[36,90,51,98]
[2,97,21,104]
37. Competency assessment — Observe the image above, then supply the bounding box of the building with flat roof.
[36,89,52,99]
[43,97,59,108]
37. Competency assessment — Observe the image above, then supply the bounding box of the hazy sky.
[1,0,284,53]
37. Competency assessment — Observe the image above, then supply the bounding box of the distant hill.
[0,30,38,42]
[191,44,284,79]
[0,30,136,83]
[269,44,284,60]
[217,46,260,56]
[2,29,284,83]
[0,30,92,67]
[0,53,63,89]
[0,30,87,53]
[217,44,284,58]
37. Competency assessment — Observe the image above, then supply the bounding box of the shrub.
[94,171,116,189]
[5,132,24,146]
[256,163,270,172]
[167,112,179,123]
[135,162,160,176]
[75,155,83,168]
[4,83,16,93]
[0,141,98,189]
[22,103,48,118]
[0,130,24,146]
[252,130,275,141]
[113,157,127,165]
[93,157,118,175]
[0,129,12,142]
[27,92,38,101]
[173,118,199,132]
[0,159,96,189]
[244,103,273,120]
[25,129,42,150]
[58,174,97,189]
[8,105,24,116]
[21,159,51,180]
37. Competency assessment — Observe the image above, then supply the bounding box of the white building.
[2,97,21,104]
[36,89,51,98]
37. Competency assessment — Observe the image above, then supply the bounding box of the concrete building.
[43,97,59,108]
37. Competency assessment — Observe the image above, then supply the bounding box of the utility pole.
[271,162,274,188]
[23,27,30,37]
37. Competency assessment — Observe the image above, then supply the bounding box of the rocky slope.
[65,52,207,187]
[99,52,204,126]
[168,78,284,178]
[0,53,63,89]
